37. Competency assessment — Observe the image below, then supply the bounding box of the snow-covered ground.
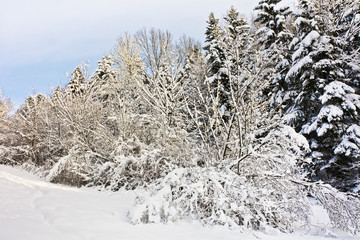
[0,164,359,240]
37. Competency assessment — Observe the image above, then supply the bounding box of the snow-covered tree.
[0,90,18,165]
[133,30,194,127]
[134,28,174,79]
[13,94,58,166]
[129,40,360,232]
[254,0,292,50]
[342,0,360,50]
[66,65,88,96]
[0,90,12,136]
[283,0,360,193]
[224,7,255,80]
[181,45,207,120]
[254,0,294,113]
[182,45,206,92]
[204,13,231,117]
[90,55,119,104]
[224,6,246,41]
[111,34,148,141]
[131,40,315,230]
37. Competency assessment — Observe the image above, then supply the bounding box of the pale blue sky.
[0,0,294,107]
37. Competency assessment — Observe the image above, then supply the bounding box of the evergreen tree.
[224,7,254,76]
[182,45,205,83]
[254,0,292,50]
[344,1,360,50]
[224,6,244,41]
[254,0,294,111]
[285,0,360,193]
[204,13,230,117]
[90,55,119,104]
[223,7,256,116]
[321,0,360,52]
[66,65,87,96]
[284,0,323,128]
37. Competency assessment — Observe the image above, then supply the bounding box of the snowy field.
[0,164,359,240]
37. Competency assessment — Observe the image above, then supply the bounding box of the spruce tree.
[182,45,206,104]
[90,55,119,104]
[223,7,256,113]
[331,0,360,52]
[204,13,230,118]
[67,65,87,96]
[224,6,254,76]
[254,0,292,50]
[285,0,360,193]
[254,0,293,111]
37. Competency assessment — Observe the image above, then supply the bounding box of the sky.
[0,0,294,107]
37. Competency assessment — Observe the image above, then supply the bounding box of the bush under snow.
[129,126,313,232]
[129,166,311,232]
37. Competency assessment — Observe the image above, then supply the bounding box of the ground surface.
[0,165,359,240]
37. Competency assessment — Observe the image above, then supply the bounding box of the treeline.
[0,0,360,233]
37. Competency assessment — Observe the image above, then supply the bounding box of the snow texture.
[320,81,355,104]
[286,55,312,80]
[302,105,343,136]
[335,124,360,157]
[1,165,359,240]
[291,31,320,62]
[320,81,360,113]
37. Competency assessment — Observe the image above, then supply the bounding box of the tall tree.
[90,55,119,104]
[284,0,360,193]
[224,6,255,78]
[0,91,18,165]
[254,0,292,50]
[254,0,294,112]
[204,13,230,118]
[223,6,258,139]
[66,65,88,96]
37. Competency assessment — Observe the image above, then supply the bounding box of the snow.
[320,81,355,104]
[0,164,359,240]
[291,31,320,62]
[46,155,69,182]
[335,125,360,157]
[286,55,312,80]
[302,105,343,136]
[356,14,360,23]
[302,31,320,48]
[280,125,309,153]
[256,26,270,36]
[294,17,313,28]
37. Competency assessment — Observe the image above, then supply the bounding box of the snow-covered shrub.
[130,167,311,232]
[129,123,360,233]
[90,136,178,191]
[108,127,198,189]
[45,130,198,190]
[311,184,360,235]
[129,126,312,232]
[46,145,97,187]
[130,167,244,227]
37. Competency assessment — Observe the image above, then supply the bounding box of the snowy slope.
[0,165,359,240]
